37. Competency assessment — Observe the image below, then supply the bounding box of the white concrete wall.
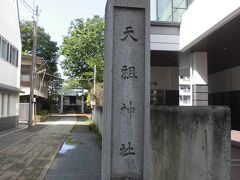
[0,61,19,87]
[191,52,208,85]
[151,66,178,90]
[0,0,21,47]
[0,93,18,117]
[19,103,29,123]
[180,0,240,51]
[0,0,21,88]
[209,66,240,93]
[9,94,19,116]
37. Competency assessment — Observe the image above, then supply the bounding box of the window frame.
[1,93,4,117]
[156,0,193,22]
[0,34,19,67]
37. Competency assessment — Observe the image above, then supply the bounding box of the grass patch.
[36,110,49,116]
[65,134,82,146]
[88,120,102,150]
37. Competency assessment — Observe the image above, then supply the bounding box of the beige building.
[19,55,52,122]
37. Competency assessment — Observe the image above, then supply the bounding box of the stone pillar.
[190,52,208,106]
[103,0,150,179]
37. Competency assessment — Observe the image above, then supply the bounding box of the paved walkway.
[0,116,76,180]
[45,117,102,180]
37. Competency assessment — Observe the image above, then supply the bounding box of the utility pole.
[28,4,39,128]
[81,87,84,113]
[92,65,97,121]
[93,65,96,95]
[60,86,64,114]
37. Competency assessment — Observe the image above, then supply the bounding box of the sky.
[18,0,107,46]
[18,0,107,78]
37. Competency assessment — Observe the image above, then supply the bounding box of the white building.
[150,0,240,129]
[0,0,22,130]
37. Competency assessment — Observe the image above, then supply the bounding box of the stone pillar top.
[107,0,148,8]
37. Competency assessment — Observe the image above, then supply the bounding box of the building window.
[155,0,194,22]
[0,35,19,67]
[21,65,31,82]
[9,46,18,66]
[180,85,190,92]
[7,94,10,116]
[1,38,8,60]
[21,65,31,75]
[157,0,172,21]
[0,94,10,117]
[183,95,190,104]
[179,95,183,102]
[1,94,4,117]
[7,44,11,62]
[70,96,76,104]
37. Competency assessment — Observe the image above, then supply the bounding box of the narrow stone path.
[0,117,76,180]
[44,117,102,180]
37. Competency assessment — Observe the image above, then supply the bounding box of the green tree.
[86,82,103,107]
[62,78,81,91]
[48,72,63,99]
[61,16,104,89]
[20,20,59,73]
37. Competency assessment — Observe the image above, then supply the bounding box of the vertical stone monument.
[103,0,150,179]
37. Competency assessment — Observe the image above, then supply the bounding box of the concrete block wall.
[0,116,18,131]
[94,106,103,135]
[150,106,231,180]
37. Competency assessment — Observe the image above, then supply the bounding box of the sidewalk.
[45,118,102,180]
[0,116,77,180]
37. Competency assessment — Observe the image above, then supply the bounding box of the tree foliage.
[61,16,104,89]
[20,20,59,73]
[86,82,103,107]
[48,72,63,98]
[62,78,81,92]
